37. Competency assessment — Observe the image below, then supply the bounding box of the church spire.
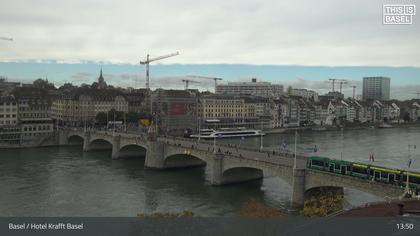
[98,66,104,83]
[97,66,107,89]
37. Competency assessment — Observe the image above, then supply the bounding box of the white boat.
[190,128,264,139]
[198,129,214,135]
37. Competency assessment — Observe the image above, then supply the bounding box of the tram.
[307,156,420,188]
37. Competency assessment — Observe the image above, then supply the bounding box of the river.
[1,127,419,216]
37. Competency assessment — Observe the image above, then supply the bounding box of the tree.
[287,86,293,96]
[108,109,124,121]
[95,112,107,124]
[127,111,141,123]
[91,82,99,89]
[403,112,411,122]
[33,78,55,90]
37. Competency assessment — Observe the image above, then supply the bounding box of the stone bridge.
[58,129,405,208]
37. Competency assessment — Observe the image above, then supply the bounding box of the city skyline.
[1,61,420,100]
[1,0,419,100]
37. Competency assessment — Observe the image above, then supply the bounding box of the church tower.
[97,67,107,89]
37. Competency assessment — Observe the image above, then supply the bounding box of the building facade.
[151,89,198,135]
[7,87,55,144]
[290,89,319,102]
[216,78,284,98]
[363,77,390,101]
[52,88,128,127]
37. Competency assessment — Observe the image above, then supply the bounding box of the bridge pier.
[111,135,121,159]
[57,130,69,145]
[210,153,224,185]
[291,168,306,209]
[82,131,91,152]
[144,141,165,169]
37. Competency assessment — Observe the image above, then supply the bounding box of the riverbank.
[0,132,61,149]
[264,121,420,134]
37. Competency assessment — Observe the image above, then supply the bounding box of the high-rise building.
[216,78,284,98]
[362,77,390,101]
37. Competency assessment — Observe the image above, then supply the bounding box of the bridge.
[57,129,405,208]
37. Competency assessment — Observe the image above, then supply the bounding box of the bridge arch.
[304,170,404,200]
[68,134,84,144]
[221,167,264,185]
[88,138,113,151]
[163,153,207,169]
[118,144,148,159]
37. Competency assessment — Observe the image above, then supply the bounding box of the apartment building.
[216,78,284,98]
[363,77,391,101]
[12,87,54,141]
[52,88,128,127]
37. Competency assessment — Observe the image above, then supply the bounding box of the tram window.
[335,164,340,170]
[311,160,324,167]
[395,175,401,181]
[409,176,420,184]
[352,167,367,174]
[381,172,388,178]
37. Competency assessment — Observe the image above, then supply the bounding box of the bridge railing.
[158,135,307,158]
[160,136,302,168]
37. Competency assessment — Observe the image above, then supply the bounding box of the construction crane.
[187,75,223,92]
[326,78,347,93]
[0,37,13,41]
[327,78,338,92]
[139,51,179,90]
[338,80,348,94]
[182,79,200,90]
[414,92,420,99]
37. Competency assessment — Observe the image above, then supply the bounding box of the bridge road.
[157,136,308,169]
[81,130,308,169]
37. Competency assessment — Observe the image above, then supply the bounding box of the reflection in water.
[0,127,418,216]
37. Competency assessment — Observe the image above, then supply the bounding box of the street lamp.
[406,144,416,193]
[213,134,217,154]
[124,112,127,133]
[260,120,264,151]
[113,111,116,136]
[198,116,201,143]
[294,129,298,169]
[213,133,221,154]
[340,127,344,161]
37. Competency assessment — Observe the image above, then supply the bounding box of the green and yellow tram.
[307,156,420,189]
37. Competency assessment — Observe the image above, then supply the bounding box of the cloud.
[0,0,419,66]
[391,85,420,100]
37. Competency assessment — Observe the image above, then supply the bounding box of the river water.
[1,127,419,217]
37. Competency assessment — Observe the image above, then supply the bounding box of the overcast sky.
[1,0,419,65]
[0,0,419,99]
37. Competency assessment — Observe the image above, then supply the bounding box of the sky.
[0,0,419,99]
